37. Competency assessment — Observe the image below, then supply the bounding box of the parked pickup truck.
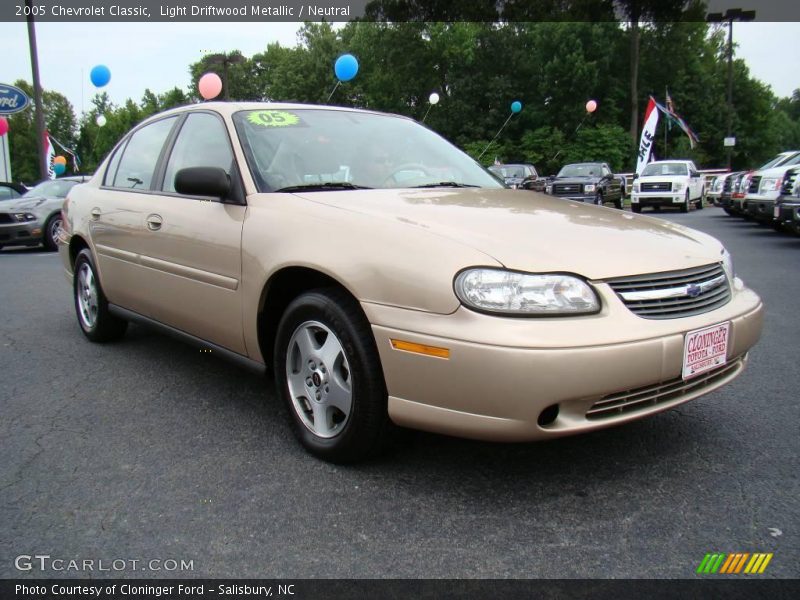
[544,162,624,209]
[774,167,800,235]
[631,160,704,213]
[744,152,800,223]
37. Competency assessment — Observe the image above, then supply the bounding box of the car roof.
[142,101,411,125]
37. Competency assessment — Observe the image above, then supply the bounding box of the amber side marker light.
[390,339,450,359]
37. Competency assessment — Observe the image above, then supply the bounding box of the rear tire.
[614,195,624,210]
[73,249,128,342]
[274,288,393,463]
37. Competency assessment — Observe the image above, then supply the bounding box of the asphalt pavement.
[0,206,797,579]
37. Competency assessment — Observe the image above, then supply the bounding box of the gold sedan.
[59,103,763,462]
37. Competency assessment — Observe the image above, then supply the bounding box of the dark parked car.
[545,162,624,209]
[488,163,545,191]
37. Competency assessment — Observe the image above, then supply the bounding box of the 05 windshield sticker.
[247,111,303,128]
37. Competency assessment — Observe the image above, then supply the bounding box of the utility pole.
[707,8,756,171]
[25,0,47,180]
[206,53,245,101]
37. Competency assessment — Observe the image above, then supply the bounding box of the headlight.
[761,178,780,192]
[633,182,640,193]
[721,247,734,281]
[545,185,552,194]
[584,184,596,193]
[673,182,685,192]
[12,212,37,222]
[454,268,600,315]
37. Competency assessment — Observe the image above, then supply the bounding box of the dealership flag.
[654,97,699,149]
[44,130,55,180]
[636,97,659,175]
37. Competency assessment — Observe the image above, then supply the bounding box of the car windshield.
[557,164,602,177]
[641,162,688,176]
[761,152,800,170]
[22,179,78,198]
[233,108,503,192]
[489,165,526,178]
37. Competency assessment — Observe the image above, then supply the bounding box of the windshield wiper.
[410,182,480,188]
[274,182,372,192]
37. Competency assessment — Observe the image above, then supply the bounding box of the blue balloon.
[90,65,111,88]
[53,163,66,176]
[334,54,359,82]
[511,100,522,114]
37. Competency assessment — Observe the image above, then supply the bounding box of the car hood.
[552,176,600,185]
[2,195,55,211]
[637,174,688,182]
[294,188,723,279]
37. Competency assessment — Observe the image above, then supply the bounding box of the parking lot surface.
[0,207,797,579]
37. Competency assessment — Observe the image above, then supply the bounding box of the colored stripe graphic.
[698,552,773,575]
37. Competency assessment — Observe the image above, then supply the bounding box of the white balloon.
[96,114,107,127]
[429,92,440,105]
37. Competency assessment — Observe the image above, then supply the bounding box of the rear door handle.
[90,207,102,220]
[146,214,163,231]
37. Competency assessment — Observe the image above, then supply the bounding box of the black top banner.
[2,0,799,22]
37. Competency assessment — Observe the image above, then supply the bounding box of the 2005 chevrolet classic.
[59,103,763,462]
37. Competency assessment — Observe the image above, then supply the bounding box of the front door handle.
[90,207,102,220]
[146,214,163,231]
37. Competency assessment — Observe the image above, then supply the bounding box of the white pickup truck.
[631,160,705,213]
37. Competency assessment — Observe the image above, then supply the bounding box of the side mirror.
[174,167,230,199]
[632,173,639,180]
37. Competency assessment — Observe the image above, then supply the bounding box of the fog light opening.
[537,404,559,427]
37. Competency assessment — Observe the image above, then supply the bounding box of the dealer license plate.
[682,322,730,380]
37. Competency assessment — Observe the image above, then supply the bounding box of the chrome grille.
[606,263,731,319]
[641,182,671,192]
[781,169,798,196]
[586,357,744,420]
[553,183,582,195]
[748,175,762,194]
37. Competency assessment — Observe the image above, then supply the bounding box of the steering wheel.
[381,163,434,186]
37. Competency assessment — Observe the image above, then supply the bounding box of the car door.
[90,115,181,319]
[136,110,247,354]
[601,164,620,199]
[688,162,702,199]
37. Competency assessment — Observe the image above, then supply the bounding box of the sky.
[0,21,798,118]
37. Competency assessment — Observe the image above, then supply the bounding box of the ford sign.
[0,84,30,115]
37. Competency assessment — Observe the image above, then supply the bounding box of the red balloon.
[0,117,8,136]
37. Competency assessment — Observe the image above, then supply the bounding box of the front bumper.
[0,221,44,247]
[746,197,776,221]
[552,193,597,203]
[631,193,685,208]
[364,283,763,442]
[776,200,800,229]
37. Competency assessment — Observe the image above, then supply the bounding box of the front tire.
[44,214,63,251]
[274,288,392,463]
[73,249,128,342]
[680,191,690,213]
[632,205,641,213]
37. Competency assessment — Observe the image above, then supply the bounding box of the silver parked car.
[0,176,89,251]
